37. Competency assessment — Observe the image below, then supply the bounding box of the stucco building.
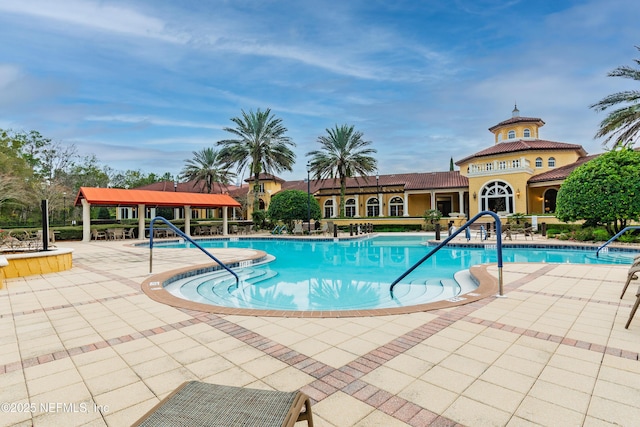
[128,107,594,225]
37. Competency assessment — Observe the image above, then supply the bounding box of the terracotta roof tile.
[456,139,587,165]
[528,154,599,183]
[488,116,545,132]
[281,171,468,193]
[137,180,237,194]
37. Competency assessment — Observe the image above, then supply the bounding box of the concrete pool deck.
[1,237,639,426]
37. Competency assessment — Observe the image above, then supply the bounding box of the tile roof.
[488,116,545,132]
[456,139,587,165]
[74,187,241,208]
[281,171,468,193]
[528,154,599,183]
[137,180,237,194]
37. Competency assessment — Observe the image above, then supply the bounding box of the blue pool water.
[156,235,636,311]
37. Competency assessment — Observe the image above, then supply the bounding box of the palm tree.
[307,124,377,217]
[217,108,296,212]
[180,147,235,193]
[591,46,640,149]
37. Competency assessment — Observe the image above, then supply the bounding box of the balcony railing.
[466,157,531,176]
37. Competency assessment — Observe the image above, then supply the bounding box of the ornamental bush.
[556,149,640,234]
[266,190,321,230]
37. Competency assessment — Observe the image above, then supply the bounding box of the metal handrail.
[390,210,504,297]
[149,216,239,285]
[596,226,640,257]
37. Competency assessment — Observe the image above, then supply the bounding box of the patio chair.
[91,229,107,240]
[625,285,640,329]
[621,264,640,299]
[293,221,304,235]
[132,381,314,427]
[313,222,329,235]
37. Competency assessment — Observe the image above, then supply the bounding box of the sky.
[1,0,638,184]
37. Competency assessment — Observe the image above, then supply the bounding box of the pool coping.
[141,253,499,318]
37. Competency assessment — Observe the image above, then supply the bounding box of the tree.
[217,108,296,211]
[266,190,321,230]
[180,148,234,193]
[556,149,640,234]
[307,124,377,217]
[590,46,640,149]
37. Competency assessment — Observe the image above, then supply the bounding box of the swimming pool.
[153,235,636,312]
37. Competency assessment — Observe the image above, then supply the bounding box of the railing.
[596,226,640,257]
[390,211,504,297]
[148,216,239,285]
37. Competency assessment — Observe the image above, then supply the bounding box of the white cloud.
[0,0,187,43]
[84,115,223,131]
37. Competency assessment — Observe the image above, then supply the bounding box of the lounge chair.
[621,262,640,299]
[132,381,314,427]
[625,285,640,329]
[313,222,329,235]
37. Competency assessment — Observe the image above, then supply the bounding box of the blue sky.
[0,0,638,183]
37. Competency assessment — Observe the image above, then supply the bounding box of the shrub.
[592,229,610,242]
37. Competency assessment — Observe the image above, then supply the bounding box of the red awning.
[74,187,241,208]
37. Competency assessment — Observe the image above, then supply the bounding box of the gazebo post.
[138,204,145,239]
[81,199,91,242]
[184,205,191,237]
[222,207,228,236]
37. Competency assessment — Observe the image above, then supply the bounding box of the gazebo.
[74,187,242,242]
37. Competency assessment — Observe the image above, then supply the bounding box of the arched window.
[345,198,356,217]
[366,197,379,217]
[389,197,403,216]
[480,181,514,214]
[259,199,266,210]
[535,157,543,168]
[523,128,531,138]
[324,200,334,218]
[548,157,556,167]
[508,130,516,139]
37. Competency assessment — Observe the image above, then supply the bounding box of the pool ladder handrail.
[390,210,504,297]
[596,226,640,257]
[148,216,239,286]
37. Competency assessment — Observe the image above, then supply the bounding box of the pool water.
[158,235,636,311]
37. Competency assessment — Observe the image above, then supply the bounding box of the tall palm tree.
[217,108,296,212]
[307,124,377,217]
[591,46,640,149]
[180,147,235,193]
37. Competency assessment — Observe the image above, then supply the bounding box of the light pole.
[376,173,380,217]
[62,192,67,226]
[307,162,311,234]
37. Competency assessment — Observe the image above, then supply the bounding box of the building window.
[535,157,543,168]
[366,198,379,217]
[345,198,356,217]
[485,162,493,171]
[324,200,334,218]
[480,181,514,214]
[523,128,531,138]
[512,159,520,168]
[508,130,516,139]
[498,161,506,169]
[548,157,556,167]
[389,197,403,216]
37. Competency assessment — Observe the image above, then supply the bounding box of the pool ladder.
[148,216,239,286]
[389,210,504,298]
[596,226,640,257]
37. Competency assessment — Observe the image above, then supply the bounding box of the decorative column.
[332,196,337,218]
[403,193,409,216]
[458,191,465,215]
[430,192,436,211]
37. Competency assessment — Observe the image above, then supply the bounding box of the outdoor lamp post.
[63,192,66,226]
[307,162,311,234]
